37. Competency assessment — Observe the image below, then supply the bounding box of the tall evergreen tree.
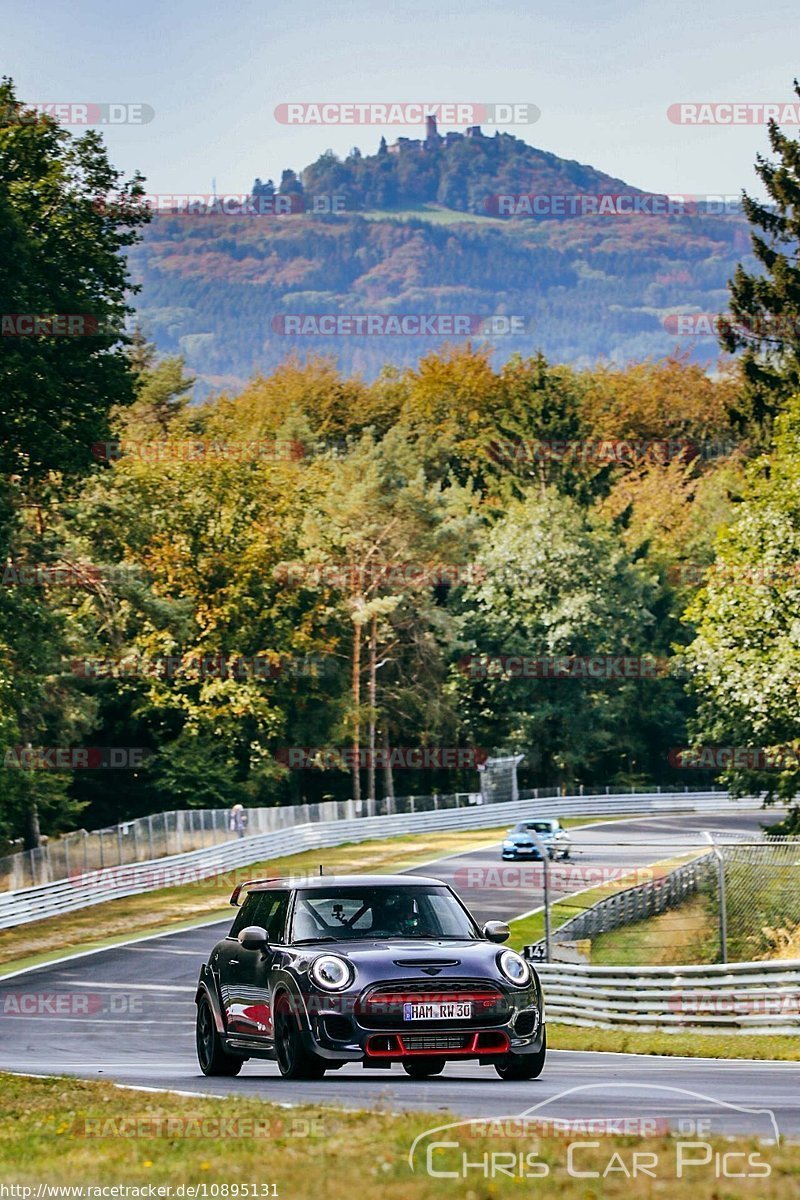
[720,78,800,437]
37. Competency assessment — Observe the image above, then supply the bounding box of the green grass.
[588,895,715,965]
[549,1023,799,1060]
[360,202,504,226]
[1,1073,795,1197]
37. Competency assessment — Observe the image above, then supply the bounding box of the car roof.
[243,873,447,892]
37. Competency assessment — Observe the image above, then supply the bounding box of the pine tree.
[720,78,800,436]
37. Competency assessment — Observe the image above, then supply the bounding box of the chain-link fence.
[701,838,800,962]
[525,833,800,965]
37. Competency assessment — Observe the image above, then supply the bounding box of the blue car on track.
[501,818,572,861]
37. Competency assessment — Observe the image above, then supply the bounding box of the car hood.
[284,940,542,988]
[508,832,553,842]
[295,938,511,978]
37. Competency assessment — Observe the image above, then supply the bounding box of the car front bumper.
[303,994,545,1063]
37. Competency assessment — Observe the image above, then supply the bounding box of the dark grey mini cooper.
[195,873,546,1081]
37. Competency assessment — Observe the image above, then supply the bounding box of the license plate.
[403,1001,471,1020]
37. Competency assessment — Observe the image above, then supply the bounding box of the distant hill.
[127,125,752,395]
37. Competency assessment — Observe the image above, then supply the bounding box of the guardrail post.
[702,831,728,964]
[525,830,551,961]
[147,814,155,859]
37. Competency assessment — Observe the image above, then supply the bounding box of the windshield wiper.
[292,935,339,944]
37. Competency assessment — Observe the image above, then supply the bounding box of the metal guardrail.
[537,959,800,1034]
[525,852,716,955]
[0,790,740,929]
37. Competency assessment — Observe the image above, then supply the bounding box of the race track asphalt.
[0,808,796,1139]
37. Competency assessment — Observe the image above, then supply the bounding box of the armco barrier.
[524,852,716,957]
[0,790,750,930]
[536,959,800,1035]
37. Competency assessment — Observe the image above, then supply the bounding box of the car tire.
[196,995,243,1077]
[494,1029,546,1081]
[402,1057,446,1079]
[274,993,326,1080]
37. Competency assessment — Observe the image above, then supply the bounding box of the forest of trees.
[130,200,750,395]
[4,77,800,850]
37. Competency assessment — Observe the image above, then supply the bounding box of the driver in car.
[374,892,425,937]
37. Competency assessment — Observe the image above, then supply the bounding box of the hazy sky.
[3,0,798,199]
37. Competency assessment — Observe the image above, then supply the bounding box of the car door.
[222,890,290,1039]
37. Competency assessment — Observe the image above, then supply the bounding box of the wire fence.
[703,839,800,962]
[525,835,800,966]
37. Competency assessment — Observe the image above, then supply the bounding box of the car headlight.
[502,840,515,848]
[498,949,531,986]
[309,954,353,991]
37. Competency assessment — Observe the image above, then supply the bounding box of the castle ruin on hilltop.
[387,113,483,155]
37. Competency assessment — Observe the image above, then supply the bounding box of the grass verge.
[548,1023,799,1060]
[0,1073,795,1197]
[587,895,714,965]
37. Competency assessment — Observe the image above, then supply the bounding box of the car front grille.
[357,978,508,1028]
[402,1033,470,1051]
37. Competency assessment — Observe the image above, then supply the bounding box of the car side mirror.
[238,925,269,951]
[483,920,510,943]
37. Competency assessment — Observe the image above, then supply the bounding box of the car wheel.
[196,995,243,1077]
[274,993,326,1080]
[494,1029,546,1081]
[402,1057,446,1079]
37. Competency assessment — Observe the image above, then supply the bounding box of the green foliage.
[682,392,800,824]
[720,79,800,436]
[449,490,686,785]
[0,78,149,844]
[0,78,150,481]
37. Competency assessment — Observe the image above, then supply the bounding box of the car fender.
[195,962,225,1033]
[271,968,312,1030]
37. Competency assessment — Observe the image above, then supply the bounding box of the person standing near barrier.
[229,803,248,838]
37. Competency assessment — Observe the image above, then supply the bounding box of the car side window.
[258,891,290,943]
[229,891,289,941]
[229,893,258,937]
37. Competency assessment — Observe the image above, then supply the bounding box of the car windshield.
[290,886,479,942]
[515,821,555,833]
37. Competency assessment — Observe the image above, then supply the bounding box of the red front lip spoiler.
[365,1030,510,1057]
